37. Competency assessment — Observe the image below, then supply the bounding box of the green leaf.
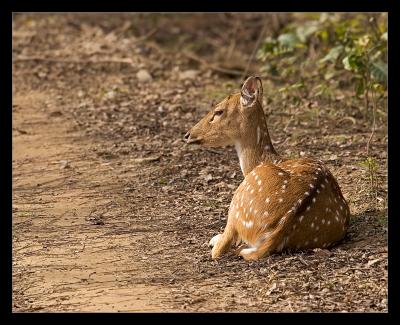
[355,78,365,96]
[320,45,344,63]
[278,33,300,48]
[296,23,319,43]
[373,83,385,94]
[358,157,379,171]
[369,60,387,84]
[342,54,364,73]
[318,29,329,42]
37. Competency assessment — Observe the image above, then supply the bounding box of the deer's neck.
[235,114,279,177]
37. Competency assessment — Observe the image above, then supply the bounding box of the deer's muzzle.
[184,131,202,144]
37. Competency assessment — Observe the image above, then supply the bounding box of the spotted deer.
[184,76,350,261]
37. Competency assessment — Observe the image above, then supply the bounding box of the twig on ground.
[182,50,244,77]
[366,89,377,156]
[134,28,159,43]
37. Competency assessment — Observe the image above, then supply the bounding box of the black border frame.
[2,0,397,321]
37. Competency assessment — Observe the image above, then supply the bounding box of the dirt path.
[12,92,178,311]
[12,14,387,312]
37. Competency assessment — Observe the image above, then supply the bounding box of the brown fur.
[185,77,350,261]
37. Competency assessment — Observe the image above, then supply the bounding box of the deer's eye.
[210,109,224,123]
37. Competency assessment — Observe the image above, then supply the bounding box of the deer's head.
[184,76,265,148]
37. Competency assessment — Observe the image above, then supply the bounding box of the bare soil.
[12,13,387,312]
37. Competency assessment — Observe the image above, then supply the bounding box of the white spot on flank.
[236,211,240,219]
[250,189,254,194]
[335,216,339,222]
[316,189,320,194]
[278,172,284,176]
[327,220,331,225]
[316,225,320,230]
[325,178,329,184]
[321,184,325,189]
[258,180,262,186]
[246,220,254,228]
[312,197,316,203]
[309,184,314,189]
[264,211,269,217]
[257,126,261,144]
[266,197,270,203]
[305,241,309,246]
[305,191,310,196]
[340,205,343,210]
[311,222,314,228]
[314,237,318,242]
[299,215,304,222]
[307,206,311,211]
[279,198,283,203]
[284,179,288,184]
[322,219,325,224]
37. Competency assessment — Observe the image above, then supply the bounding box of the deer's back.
[229,158,350,250]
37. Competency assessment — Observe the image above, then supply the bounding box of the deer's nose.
[184,132,191,141]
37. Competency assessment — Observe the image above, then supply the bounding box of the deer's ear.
[240,76,263,108]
